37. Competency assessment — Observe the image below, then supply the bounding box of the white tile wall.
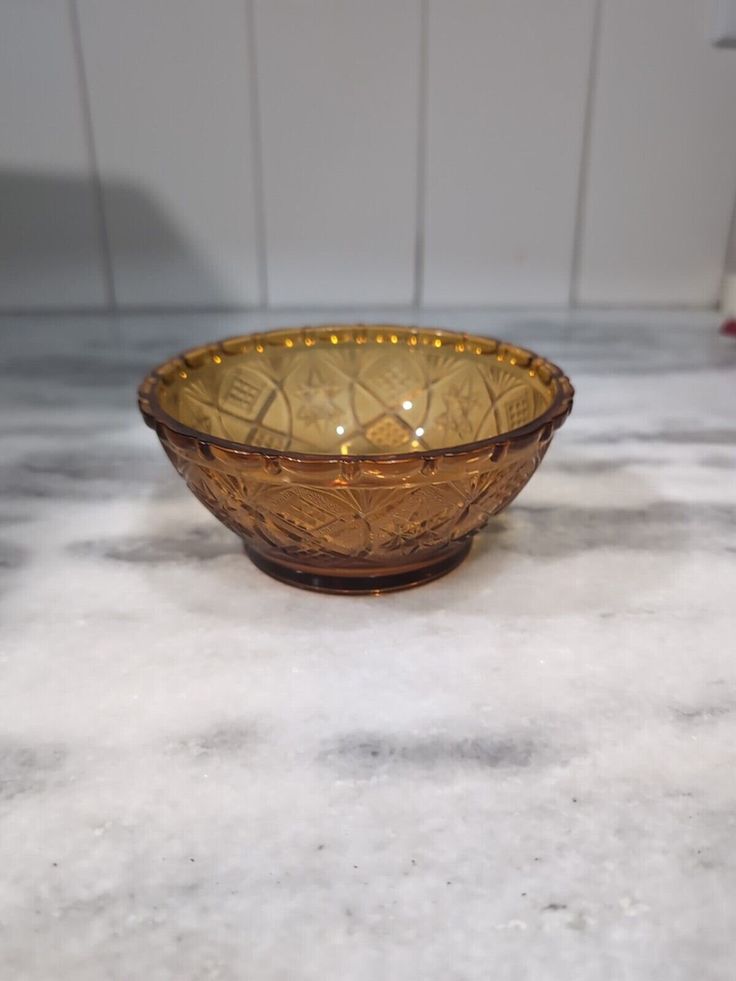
[2,0,736,310]
[423,0,595,306]
[577,0,736,306]
[0,0,108,308]
[76,0,261,307]
[254,0,421,306]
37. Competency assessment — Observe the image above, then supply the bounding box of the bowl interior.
[156,327,557,455]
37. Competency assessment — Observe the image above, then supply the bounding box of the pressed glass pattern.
[139,325,573,593]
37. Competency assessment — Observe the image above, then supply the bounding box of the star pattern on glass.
[436,375,478,441]
[294,366,342,430]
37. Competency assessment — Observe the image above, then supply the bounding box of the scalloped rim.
[138,324,574,472]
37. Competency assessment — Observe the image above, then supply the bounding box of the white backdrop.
[2,0,736,311]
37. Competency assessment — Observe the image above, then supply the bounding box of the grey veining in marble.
[1,309,735,980]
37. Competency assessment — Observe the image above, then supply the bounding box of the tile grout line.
[245,0,269,309]
[67,0,117,310]
[718,180,736,303]
[569,0,604,309]
[412,0,430,308]
[0,303,719,321]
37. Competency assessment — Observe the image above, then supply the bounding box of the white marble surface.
[1,309,735,980]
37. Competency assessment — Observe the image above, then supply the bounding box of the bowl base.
[244,540,472,595]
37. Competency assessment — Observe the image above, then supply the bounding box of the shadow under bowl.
[138,324,574,593]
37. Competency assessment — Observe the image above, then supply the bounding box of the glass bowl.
[138,325,573,593]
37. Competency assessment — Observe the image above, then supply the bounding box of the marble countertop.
[1,309,735,980]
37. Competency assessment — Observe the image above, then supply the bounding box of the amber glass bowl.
[138,325,573,593]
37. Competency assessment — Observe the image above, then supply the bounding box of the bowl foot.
[244,540,473,595]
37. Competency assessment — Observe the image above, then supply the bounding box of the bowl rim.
[138,324,574,464]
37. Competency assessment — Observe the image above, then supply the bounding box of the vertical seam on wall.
[413,0,430,307]
[569,0,604,308]
[719,180,736,303]
[68,0,117,309]
[245,0,269,308]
